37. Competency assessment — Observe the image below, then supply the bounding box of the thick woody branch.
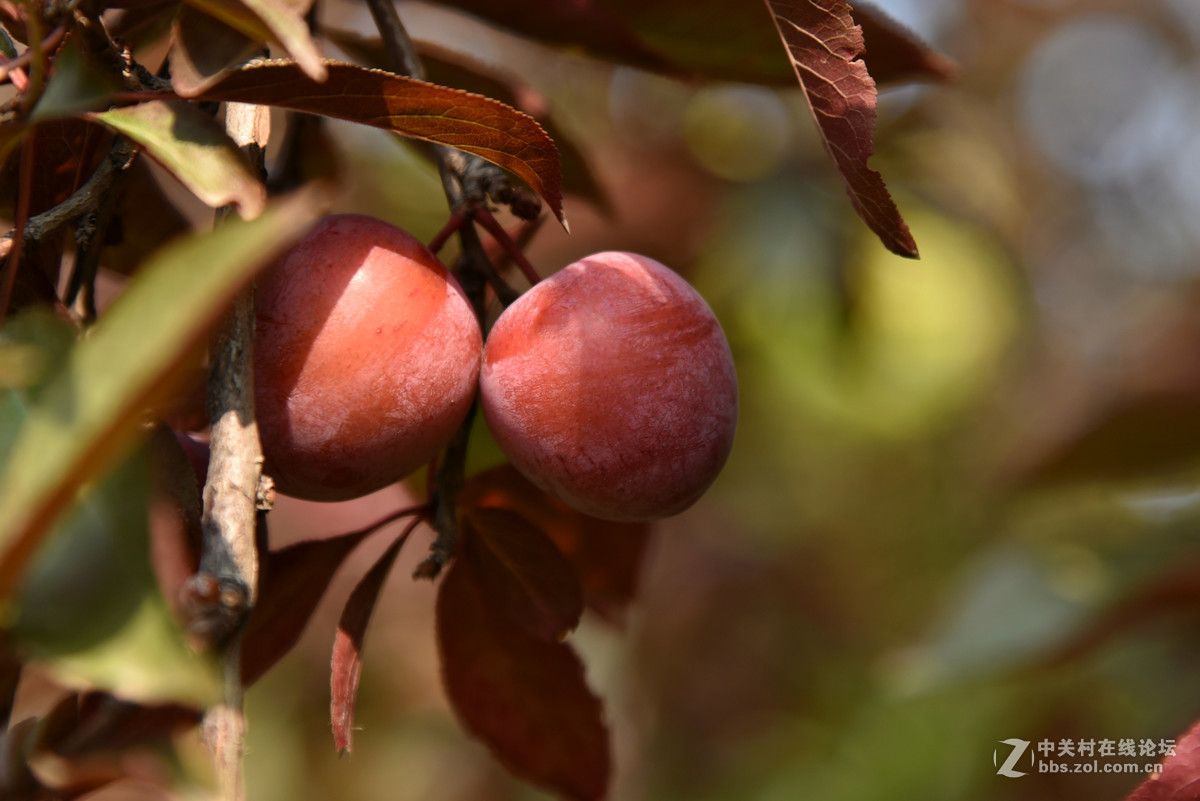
[187,99,272,801]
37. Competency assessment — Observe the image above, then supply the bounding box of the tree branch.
[187,99,272,801]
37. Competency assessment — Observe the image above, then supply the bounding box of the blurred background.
[26,0,1200,799]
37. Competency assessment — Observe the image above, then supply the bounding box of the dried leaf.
[463,506,583,642]
[437,526,610,801]
[1125,718,1200,801]
[764,0,917,257]
[193,60,565,223]
[330,524,414,753]
[464,465,650,624]
[89,100,266,217]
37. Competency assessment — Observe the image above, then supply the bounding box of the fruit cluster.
[253,214,738,521]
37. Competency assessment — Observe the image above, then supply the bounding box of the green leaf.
[30,37,122,122]
[0,188,325,599]
[11,445,220,707]
[0,308,76,393]
[90,100,267,217]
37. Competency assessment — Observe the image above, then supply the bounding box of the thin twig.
[0,138,138,264]
[0,23,65,85]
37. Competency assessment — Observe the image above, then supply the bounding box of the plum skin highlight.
[254,214,482,502]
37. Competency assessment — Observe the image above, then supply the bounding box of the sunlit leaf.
[90,100,266,217]
[0,188,325,600]
[764,0,917,257]
[437,526,610,801]
[193,60,565,222]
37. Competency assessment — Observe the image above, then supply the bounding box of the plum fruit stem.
[366,0,527,578]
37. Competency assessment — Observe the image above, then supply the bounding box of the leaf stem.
[474,207,542,285]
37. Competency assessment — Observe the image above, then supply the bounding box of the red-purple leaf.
[1125,718,1200,800]
[193,60,565,223]
[463,506,584,642]
[436,0,953,87]
[43,691,201,757]
[240,506,427,686]
[764,0,917,257]
[240,528,371,686]
[330,521,416,754]
[464,465,650,624]
[435,0,672,76]
[437,528,610,801]
[854,2,958,85]
[328,30,610,212]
